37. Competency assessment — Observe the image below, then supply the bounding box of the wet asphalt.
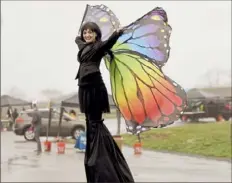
[1,119,231,182]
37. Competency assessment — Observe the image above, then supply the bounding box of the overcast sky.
[1,1,231,100]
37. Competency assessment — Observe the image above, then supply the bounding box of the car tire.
[181,115,188,122]
[222,115,230,121]
[71,126,85,140]
[215,114,223,122]
[23,127,35,141]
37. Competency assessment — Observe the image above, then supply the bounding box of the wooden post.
[113,108,123,151]
[46,107,53,141]
[137,133,141,143]
[116,108,121,135]
[57,107,64,139]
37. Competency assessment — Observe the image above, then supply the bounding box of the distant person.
[200,104,204,111]
[12,108,19,122]
[7,107,12,119]
[69,109,76,118]
[11,108,19,130]
[31,104,42,154]
[7,107,13,130]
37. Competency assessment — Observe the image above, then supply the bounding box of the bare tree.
[196,69,231,88]
[7,86,26,99]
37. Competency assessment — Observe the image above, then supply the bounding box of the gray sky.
[1,1,231,100]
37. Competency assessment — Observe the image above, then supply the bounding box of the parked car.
[14,108,86,141]
[180,99,232,122]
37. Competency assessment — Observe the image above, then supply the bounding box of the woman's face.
[83,29,96,43]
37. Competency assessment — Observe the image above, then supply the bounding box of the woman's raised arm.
[100,28,124,51]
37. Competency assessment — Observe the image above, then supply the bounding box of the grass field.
[122,121,231,158]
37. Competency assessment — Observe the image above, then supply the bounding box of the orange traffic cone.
[57,140,65,154]
[134,141,142,155]
[44,140,52,152]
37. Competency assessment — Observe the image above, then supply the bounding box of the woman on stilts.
[75,22,135,183]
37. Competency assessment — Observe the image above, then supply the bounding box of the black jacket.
[75,31,123,86]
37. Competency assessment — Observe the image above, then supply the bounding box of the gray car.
[14,108,86,141]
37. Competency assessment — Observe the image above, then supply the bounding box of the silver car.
[14,108,86,141]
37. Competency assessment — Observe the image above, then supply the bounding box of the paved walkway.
[1,132,231,182]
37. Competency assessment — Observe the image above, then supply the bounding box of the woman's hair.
[80,22,102,42]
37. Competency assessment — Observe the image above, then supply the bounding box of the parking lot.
[1,119,231,182]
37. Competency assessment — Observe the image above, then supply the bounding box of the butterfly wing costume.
[79,4,187,134]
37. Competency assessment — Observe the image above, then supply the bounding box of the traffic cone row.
[43,137,66,154]
[44,136,141,156]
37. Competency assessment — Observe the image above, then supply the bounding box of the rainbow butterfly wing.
[105,7,187,133]
[109,52,187,132]
[112,7,171,68]
[79,4,121,41]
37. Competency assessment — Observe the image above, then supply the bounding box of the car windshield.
[19,109,74,120]
[20,109,49,118]
[52,110,76,121]
[62,112,76,120]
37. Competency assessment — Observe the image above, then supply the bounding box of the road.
[1,120,231,182]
